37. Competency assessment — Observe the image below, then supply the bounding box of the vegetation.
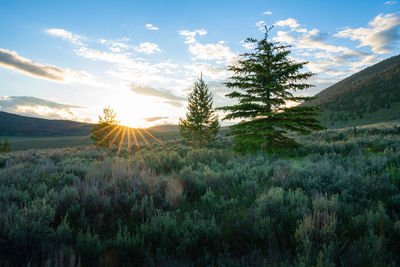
[90,106,121,148]
[219,27,325,153]
[0,124,399,266]
[179,75,220,148]
[0,139,11,153]
[305,54,400,128]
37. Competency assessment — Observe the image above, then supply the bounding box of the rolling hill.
[0,111,93,136]
[305,54,400,128]
[0,111,181,150]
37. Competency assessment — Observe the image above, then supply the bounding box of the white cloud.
[334,12,400,54]
[240,41,256,50]
[384,1,397,5]
[256,20,266,31]
[263,11,272,15]
[0,96,90,121]
[270,16,386,85]
[134,42,162,54]
[47,28,85,46]
[196,29,207,35]
[145,24,159,30]
[178,29,208,44]
[188,42,238,64]
[275,18,300,28]
[75,47,134,65]
[0,48,99,86]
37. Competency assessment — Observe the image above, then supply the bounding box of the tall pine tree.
[179,75,220,148]
[218,27,325,153]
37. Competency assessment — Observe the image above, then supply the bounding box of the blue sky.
[0,0,399,127]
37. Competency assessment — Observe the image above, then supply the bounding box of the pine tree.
[90,106,121,148]
[179,75,220,148]
[0,139,11,153]
[218,26,325,153]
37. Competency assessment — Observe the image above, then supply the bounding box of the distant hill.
[305,54,400,128]
[0,111,180,137]
[0,111,93,136]
[146,124,179,133]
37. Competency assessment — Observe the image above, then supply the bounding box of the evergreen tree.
[179,75,220,148]
[0,139,11,153]
[90,106,121,148]
[218,26,325,153]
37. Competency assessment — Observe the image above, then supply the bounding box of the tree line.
[91,27,325,153]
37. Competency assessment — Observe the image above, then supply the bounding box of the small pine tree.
[179,75,220,148]
[218,26,325,153]
[90,106,121,148]
[0,139,11,153]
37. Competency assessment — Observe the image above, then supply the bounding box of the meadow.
[0,130,182,151]
[0,124,400,266]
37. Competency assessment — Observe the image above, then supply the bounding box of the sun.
[108,93,159,128]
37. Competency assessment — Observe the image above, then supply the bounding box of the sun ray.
[97,125,120,147]
[137,128,153,150]
[108,125,123,149]
[89,123,115,137]
[116,126,127,157]
[127,126,131,156]
[142,128,164,146]
[131,128,141,153]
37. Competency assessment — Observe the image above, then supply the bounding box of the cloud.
[0,96,88,121]
[334,12,400,54]
[75,47,134,64]
[263,11,272,15]
[130,83,186,101]
[47,28,85,46]
[275,18,300,28]
[163,101,184,108]
[179,28,239,66]
[184,62,231,81]
[188,42,237,63]
[195,29,207,35]
[134,42,162,54]
[178,29,207,44]
[240,41,256,50]
[256,20,266,31]
[0,48,99,85]
[270,17,383,85]
[142,116,169,122]
[384,1,397,5]
[145,24,159,30]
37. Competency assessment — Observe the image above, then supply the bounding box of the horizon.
[0,0,399,127]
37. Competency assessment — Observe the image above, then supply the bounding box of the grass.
[0,130,182,151]
[0,124,399,266]
[320,102,400,129]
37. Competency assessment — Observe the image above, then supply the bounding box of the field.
[0,125,400,266]
[0,130,182,151]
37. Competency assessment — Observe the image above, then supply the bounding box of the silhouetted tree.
[0,139,11,153]
[179,75,220,148]
[218,26,325,153]
[90,106,121,148]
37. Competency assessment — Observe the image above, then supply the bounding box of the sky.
[0,0,399,127]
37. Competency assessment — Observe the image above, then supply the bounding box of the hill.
[0,111,93,136]
[0,111,181,137]
[305,54,400,128]
[0,111,181,150]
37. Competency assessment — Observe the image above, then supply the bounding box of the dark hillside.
[0,111,92,136]
[304,55,400,127]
